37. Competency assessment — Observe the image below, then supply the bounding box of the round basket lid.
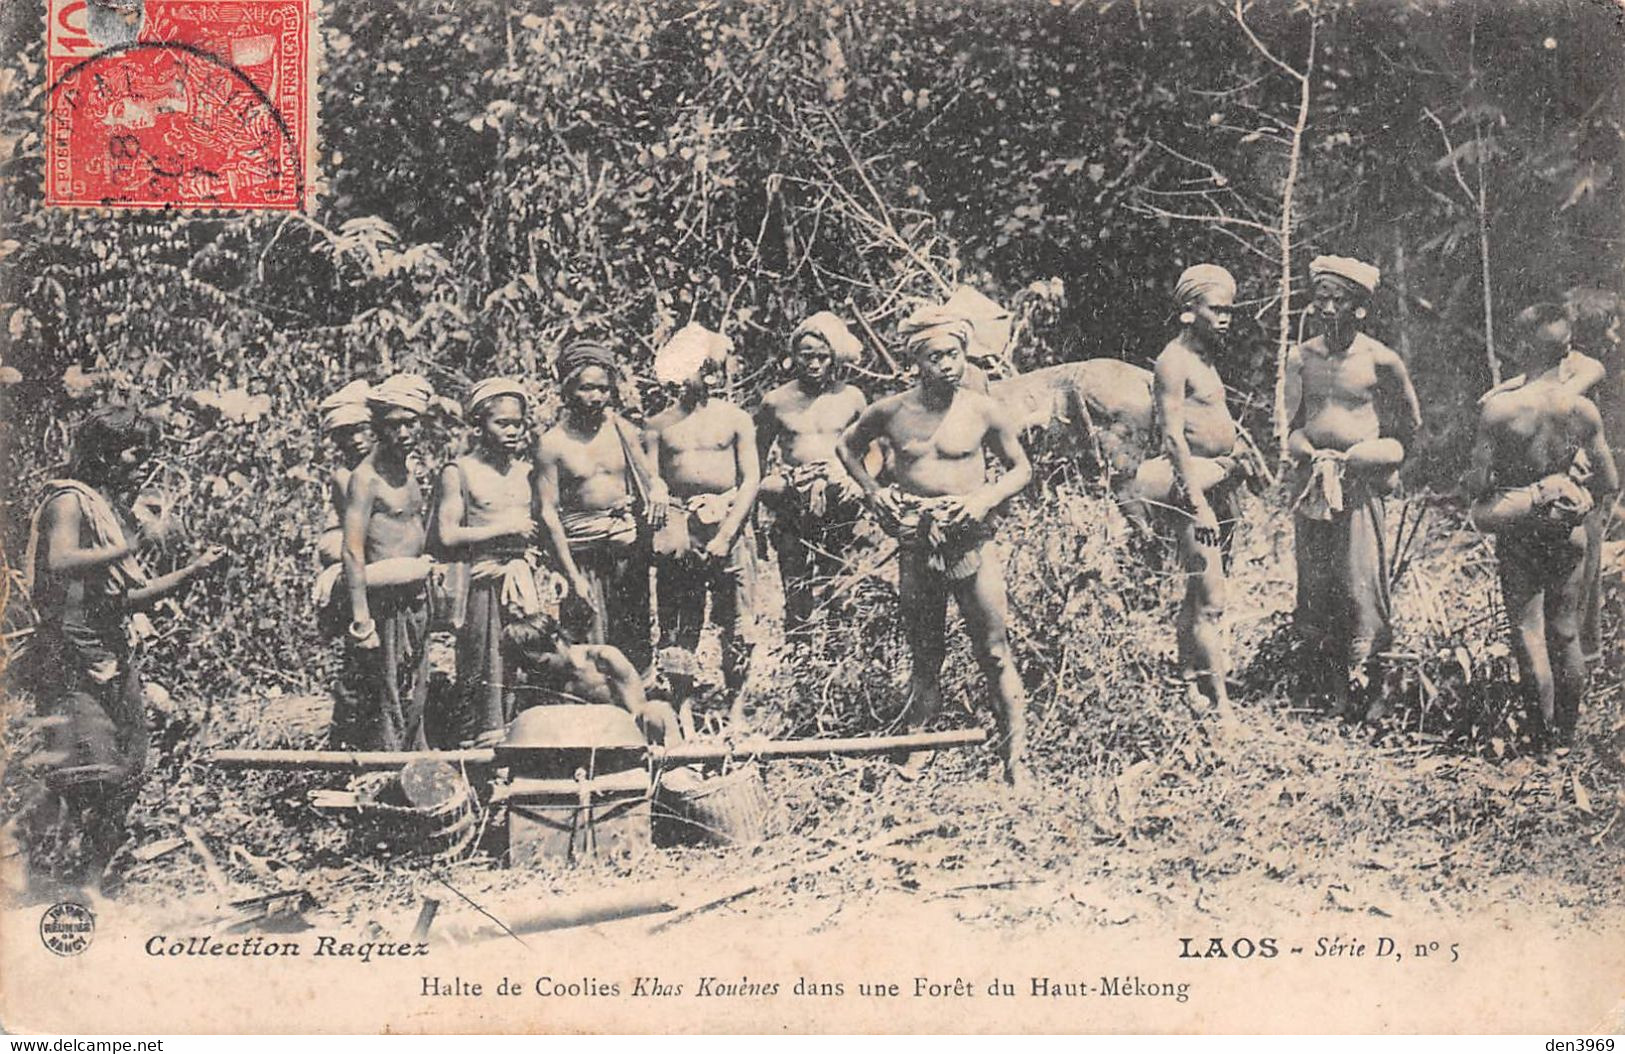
[502,704,644,750]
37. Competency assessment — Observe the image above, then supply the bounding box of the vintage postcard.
[2,0,1623,1035]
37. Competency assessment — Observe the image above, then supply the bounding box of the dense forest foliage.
[1,0,1621,697]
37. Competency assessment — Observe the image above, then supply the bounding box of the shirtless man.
[838,303,1034,789]
[535,341,667,675]
[434,378,540,746]
[504,612,681,746]
[1468,304,1618,748]
[1482,304,1609,663]
[646,323,761,730]
[756,311,868,637]
[1282,255,1422,720]
[1138,264,1245,709]
[343,373,437,750]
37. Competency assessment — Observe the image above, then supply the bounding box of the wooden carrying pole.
[209,728,987,772]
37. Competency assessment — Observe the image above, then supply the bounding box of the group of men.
[1140,256,1616,750]
[315,256,1618,793]
[14,255,1618,897]
[312,307,1035,784]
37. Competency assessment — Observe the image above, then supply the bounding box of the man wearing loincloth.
[1481,304,1609,664]
[433,378,544,747]
[16,405,227,894]
[342,373,437,750]
[1129,264,1250,710]
[756,311,870,638]
[535,340,667,676]
[646,323,762,731]
[837,302,1035,789]
[1468,304,1618,748]
[1282,255,1422,720]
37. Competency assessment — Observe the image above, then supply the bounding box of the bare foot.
[1004,759,1035,794]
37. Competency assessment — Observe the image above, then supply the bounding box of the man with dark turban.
[1282,255,1422,721]
[341,372,437,749]
[837,301,1035,790]
[535,340,666,674]
[756,310,871,638]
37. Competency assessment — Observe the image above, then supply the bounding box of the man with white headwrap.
[340,372,437,750]
[432,378,542,746]
[535,340,667,676]
[756,310,871,637]
[838,301,1035,790]
[646,323,761,731]
[1126,263,1251,710]
[1282,255,1422,721]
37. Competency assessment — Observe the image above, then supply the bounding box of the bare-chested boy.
[316,380,374,570]
[343,373,437,750]
[1133,264,1247,709]
[1468,304,1619,748]
[535,341,667,676]
[1282,255,1422,720]
[756,311,869,637]
[646,323,761,731]
[838,304,1034,789]
[434,378,540,747]
[313,380,375,747]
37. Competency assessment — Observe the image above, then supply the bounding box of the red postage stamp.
[45,0,315,210]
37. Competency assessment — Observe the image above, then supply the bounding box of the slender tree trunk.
[1474,124,1498,384]
[1271,18,1315,464]
[1393,226,1412,362]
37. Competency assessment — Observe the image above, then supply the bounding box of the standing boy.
[1136,264,1246,709]
[434,378,539,747]
[838,304,1034,789]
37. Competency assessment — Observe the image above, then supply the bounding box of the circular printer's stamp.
[40,901,96,956]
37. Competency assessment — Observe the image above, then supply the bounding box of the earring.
[781,356,794,372]
[1354,307,1367,320]
[1179,311,1195,325]
[1304,303,1317,315]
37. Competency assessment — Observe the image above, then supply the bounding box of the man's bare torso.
[879,387,992,498]
[651,400,747,498]
[359,460,426,562]
[456,454,533,552]
[1296,333,1388,450]
[542,418,633,511]
[1157,339,1236,458]
[762,381,865,468]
